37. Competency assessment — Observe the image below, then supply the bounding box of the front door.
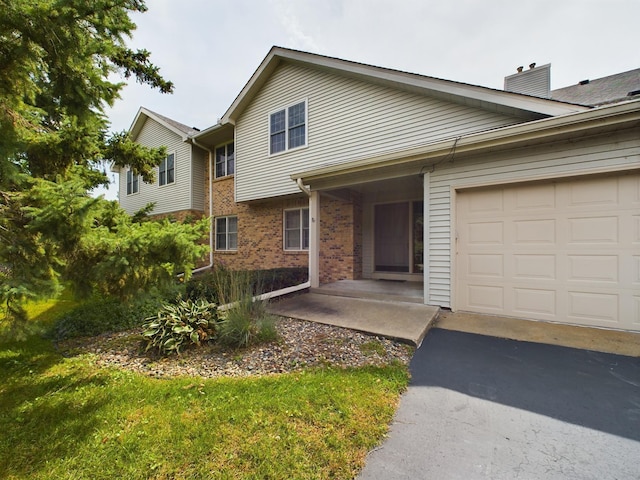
[374,201,423,275]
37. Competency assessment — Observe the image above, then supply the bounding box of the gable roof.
[551,68,640,106]
[220,47,589,125]
[129,107,200,141]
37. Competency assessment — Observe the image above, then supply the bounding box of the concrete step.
[310,286,424,305]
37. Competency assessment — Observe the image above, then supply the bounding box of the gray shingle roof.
[551,68,640,106]
[144,108,200,136]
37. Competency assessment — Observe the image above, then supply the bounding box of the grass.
[0,296,410,479]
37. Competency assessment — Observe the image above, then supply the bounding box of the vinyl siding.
[427,127,640,308]
[235,63,525,202]
[191,147,206,211]
[118,117,200,216]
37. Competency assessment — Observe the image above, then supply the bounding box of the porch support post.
[309,190,320,288]
[423,172,430,305]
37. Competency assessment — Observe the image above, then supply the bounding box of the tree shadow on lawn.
[0,338,112,477]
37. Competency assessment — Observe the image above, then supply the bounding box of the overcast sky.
[97,0,640,200]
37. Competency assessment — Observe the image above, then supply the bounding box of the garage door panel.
[467,254,503,277]
[456,172,639,332]
[513,288,556,316]
[514,254,556,279]
[514,219,556,244]
[568,292,619,324]
[568,255,618,282]
[567,176,620,207]
[567,216,618,244]
[514,183,556,210]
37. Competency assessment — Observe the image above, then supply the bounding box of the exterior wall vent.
[504,63,551,98]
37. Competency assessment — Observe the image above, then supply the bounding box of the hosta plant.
[142,299,218,355]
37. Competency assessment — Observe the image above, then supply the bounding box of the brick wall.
[204,162,363,283]
[319,191,363,284]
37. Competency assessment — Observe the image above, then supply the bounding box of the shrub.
[142,298,218,355]
[49,286,184,340]
[218,298,278,349]
[185,266,307,303]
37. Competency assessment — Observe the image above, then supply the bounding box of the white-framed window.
[284,207,309,251]
[159,152,175,186]
[216,216,238,251]
[215,142,235,178]
[126,169,139,195]
[269,100,307,155]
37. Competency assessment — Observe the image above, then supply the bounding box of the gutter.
[189,137,214,273]
[290,99,640,183]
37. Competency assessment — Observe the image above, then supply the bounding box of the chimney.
[504,63,551,98]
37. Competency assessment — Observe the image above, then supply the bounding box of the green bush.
[185,266,307,303]
[142,298,218,355]
[49,286,184,340]
[218,298,278,349]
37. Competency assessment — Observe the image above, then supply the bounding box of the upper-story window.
[269,100,307,155]
[159,152,175,186]
[126,169,139,195]
[215,142,235,178]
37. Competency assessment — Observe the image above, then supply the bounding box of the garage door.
[456,172,639,331]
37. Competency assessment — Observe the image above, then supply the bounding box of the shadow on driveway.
[359,329,640,479]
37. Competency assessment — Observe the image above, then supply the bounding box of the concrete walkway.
[267,293,438,346]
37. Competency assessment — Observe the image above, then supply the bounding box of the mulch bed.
[57,317,414,379]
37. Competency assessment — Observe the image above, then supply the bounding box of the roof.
[128,107,200,141]
[551,68,640,106]
[221,47,588,124]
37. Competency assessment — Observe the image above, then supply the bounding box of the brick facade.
[204,163,363,283]
[319,192,363,284]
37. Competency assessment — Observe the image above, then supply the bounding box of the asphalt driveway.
[358,328,640,480]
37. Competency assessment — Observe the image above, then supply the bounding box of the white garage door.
[456,172,639,332]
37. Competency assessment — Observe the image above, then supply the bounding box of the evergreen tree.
[0,0,208,330]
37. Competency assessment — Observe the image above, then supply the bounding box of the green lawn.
[0,297,410,479]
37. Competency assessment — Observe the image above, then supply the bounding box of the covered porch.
[312,279,424,304]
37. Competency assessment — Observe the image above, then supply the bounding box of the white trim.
[214,215,238,252]
[158,151,177,187]
[309,192,320,288]
[283,206,310,251]
[423,171,430,305]
[214,141,235,179]
[268,98,309,157]
[125,168,140,196]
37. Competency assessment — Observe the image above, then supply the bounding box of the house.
[118,47,640,333]
[114,107,211,221]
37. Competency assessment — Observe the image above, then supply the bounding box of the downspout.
[296,177,311,197]
[190,137,214,273]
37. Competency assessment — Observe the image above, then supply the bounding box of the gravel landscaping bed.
[57,317,414,378]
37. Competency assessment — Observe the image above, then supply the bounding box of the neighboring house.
[119,47,640,333]
[113,107,209,221]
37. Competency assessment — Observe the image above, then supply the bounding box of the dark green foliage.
[49,287,183,340]
[0,1,196,335]
[186,267,308,304]
[218,299,278,349]
[142,298,219,355]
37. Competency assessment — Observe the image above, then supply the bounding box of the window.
[284,208,309,250]
[215,142,235,178]
[159,152,175,186]
[126,169,139,195]
[270,100,307,155]
[216,216,237,251]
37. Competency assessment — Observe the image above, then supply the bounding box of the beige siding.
[428,128,640,308]
[118,118,201,216]
[235,63,524,202]
[191,147,206,211]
